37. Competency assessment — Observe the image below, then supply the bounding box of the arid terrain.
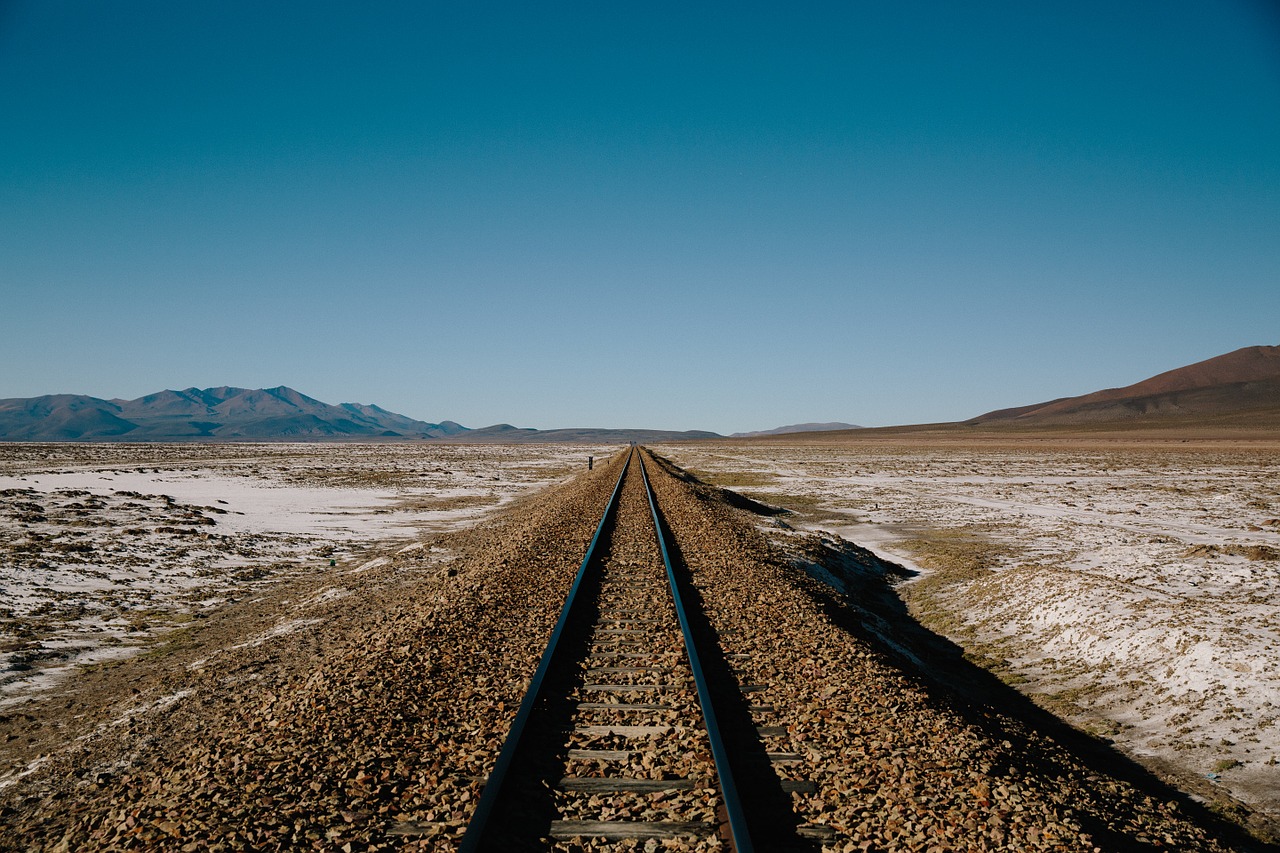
[655,437,1280,834]
[1,443,1270,851]
[0,442,612,708]
[2,438,1278,849]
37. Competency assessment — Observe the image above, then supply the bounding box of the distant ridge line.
[11,346,1271,444]
[0,386,720,443]
[724,344,1280,444]
[730,421,862,438]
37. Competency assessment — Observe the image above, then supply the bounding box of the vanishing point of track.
[459,447,826,851]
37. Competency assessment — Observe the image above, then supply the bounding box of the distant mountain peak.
[731,421,862,438]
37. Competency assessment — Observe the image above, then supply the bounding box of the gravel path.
[0,448,1265,851]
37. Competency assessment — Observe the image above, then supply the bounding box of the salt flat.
[656,441,1280,822]
[0,442,613,705]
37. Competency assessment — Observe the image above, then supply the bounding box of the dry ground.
[655,438,1280,832]
[1,446,1266,851]
[0,442,612,708]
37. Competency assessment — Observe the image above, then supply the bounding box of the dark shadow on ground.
[796,530,1279,852]
[657,465,791,517]
[648,488,821,852]
[650,453,1278,851]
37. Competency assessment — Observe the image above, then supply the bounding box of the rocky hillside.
[969,345,1280,426]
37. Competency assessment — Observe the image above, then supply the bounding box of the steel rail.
[459,449,632,852]
[637,450,755,853]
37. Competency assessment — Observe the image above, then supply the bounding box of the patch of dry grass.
[394,493,500,513]
[898,526,1019,583]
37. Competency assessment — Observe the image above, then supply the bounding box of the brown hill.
[726,345,1280,447]
[968,345,1280,427]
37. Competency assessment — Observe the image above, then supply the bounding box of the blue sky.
[2,1,1278,433]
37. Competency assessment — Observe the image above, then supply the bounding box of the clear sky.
[2,1,1278,433]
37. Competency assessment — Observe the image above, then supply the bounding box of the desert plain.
[655,435,1280,832]
[0,442,614,707]
[1,436,1278,845]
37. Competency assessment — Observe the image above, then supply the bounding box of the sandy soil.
[655,441,1280,826]
[0,442,614,708]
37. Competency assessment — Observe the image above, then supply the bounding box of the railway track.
[460,447,824,851]
[0,445,1258,851]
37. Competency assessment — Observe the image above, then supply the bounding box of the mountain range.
[0,386,466,442]
[3,345,1275,442]
[0,386,719,443]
